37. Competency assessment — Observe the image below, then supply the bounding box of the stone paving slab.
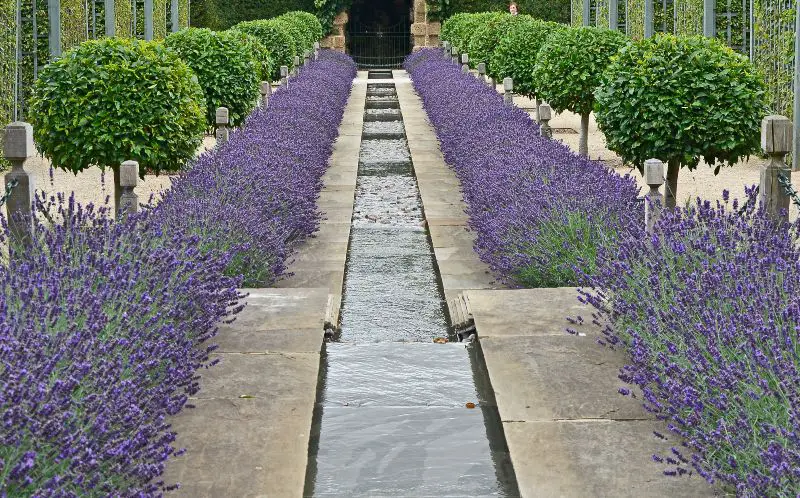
[467,288,717,497]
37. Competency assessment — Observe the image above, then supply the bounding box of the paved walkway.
[162,75,366,496]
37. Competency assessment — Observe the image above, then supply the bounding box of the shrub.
[189,0,315,30]
[431,0,570,24]
[404,48,640,287]
[234,19,296,80]
[272,15,307,60]
[229,29,276,83]
[165,28,261,127]
[29,37,205,176]
[467,13,528,78]
[582,194,800,494]
[491,18,564,106]
[283,10,325,44]
[533,26,627,156]
[441,12,500,53]
[595,34,767,208]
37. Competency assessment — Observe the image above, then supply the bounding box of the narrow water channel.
[306,74,520,497]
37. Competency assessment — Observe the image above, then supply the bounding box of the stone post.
[304,50,311,66]
[461,53,470,74]
[450,46,458,64]
[538,103,553,139]
[215,107,229,145]
[119,160,139,216]
[644,158,665,232]
[3,122,35,242]
[759,115,793,222]
[280,65,289,87]
[293,55,301,76]
[442,40,450,57]
[314,41,320,60]
[260,81,271,108]
[477,63,487,83]
[503,77,514,105]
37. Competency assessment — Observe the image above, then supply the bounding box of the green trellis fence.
[0,0,190,128]
[573,0,800,166]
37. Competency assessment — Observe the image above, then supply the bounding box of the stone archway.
[321,0,440,54]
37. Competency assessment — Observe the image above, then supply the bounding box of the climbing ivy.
[179,0,189,28]
[61,0,88,50]
[155,0,168,39]
[752,0,794,116]
[314,0,352,34]
[0,0,13,169]
[116,0,133,37]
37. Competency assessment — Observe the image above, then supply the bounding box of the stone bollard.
[118,160,139,216]
[538,103,553,139]
[477,63,487,83]
[3,122,35,242]
[293,55,301,76]
[759,115,793,222]
[450,46,459,64]
[644,158,665,232]
[461,53,470,74]
[503,77,514,105]
[304,50,311,66]
[260,81,272,107]
[314,42,320,60]
[215,107,229,145]
[280,65,289,87]
[443,40,450,57]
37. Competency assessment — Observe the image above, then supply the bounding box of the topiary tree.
[468,13,528,79]
[443,12,500,55]
[283,10,324,44]
[595,34,767,208]
[276,12,314,52]
[29,37,206,211]
[233,19,295,81]
[271,15,306,60]
[440,12,471,48]
[229,29,275,84]
[533,26,627,157]
[165,27,260,128]
[491,18,564,120]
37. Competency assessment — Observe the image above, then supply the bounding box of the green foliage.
[234,19,296,81]
[595,34,767,171]
[190,0,316,30]
[468,13,530,77]
[0,0,12,171]
[275,13,313,53]
[228,29,275,83]
[165,28,260,127]
[284,10,325,41]
[29,37,205,175]
[429,0,570,24]
[441,12,503,52]
[533,26,627,116]
[491,18,564,97]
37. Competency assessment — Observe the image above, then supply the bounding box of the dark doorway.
[348,0,412,69]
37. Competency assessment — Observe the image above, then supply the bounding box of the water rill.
[306,73,520,496]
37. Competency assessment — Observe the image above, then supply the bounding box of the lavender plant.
[0,50,356,495]
[405,49,641,287]
[580,194,800,495]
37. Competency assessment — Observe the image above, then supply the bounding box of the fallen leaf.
[465,402,476,409]
[239,395,255,399]
[433,337,448,344]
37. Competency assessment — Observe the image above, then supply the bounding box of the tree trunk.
[579,113,590,157]
[665,158,680,209]
[535,98,541,122]
[112,164,122,215]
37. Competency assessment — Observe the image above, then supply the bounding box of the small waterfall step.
[368,70,394,80]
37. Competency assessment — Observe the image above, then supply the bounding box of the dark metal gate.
[348,20,411,69]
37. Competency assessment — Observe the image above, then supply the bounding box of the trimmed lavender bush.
[405,49,640,287]
[580,194,800,494]
[153,50,356,286]
[0,50,356,495]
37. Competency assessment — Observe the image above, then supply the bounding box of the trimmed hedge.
[431,0,570,24]
[234,19,297,81]
[165,28,261,127]
[190,0,315,30]
[467,13,531,78]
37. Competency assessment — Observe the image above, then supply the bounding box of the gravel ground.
[14,135,217,217]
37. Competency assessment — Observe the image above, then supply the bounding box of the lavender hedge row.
[405,49,641,288]
[406,49,800,494]
[0,50,356,496]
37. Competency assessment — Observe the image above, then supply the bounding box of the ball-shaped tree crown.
[469,13,532,79]
[228,29,275,84]
[491,18,564,98]
[283,11,325,44]
[29,37,206,175]
[534,26,627,116]
[234,19,295,81]
[595,34,767,171]
[165,27,261,127]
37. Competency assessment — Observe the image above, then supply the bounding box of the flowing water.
[306,75,520,497]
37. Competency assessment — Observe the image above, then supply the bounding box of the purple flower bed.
[404,49,641,287]
[581,195,800,494]
[0,50,356,495]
